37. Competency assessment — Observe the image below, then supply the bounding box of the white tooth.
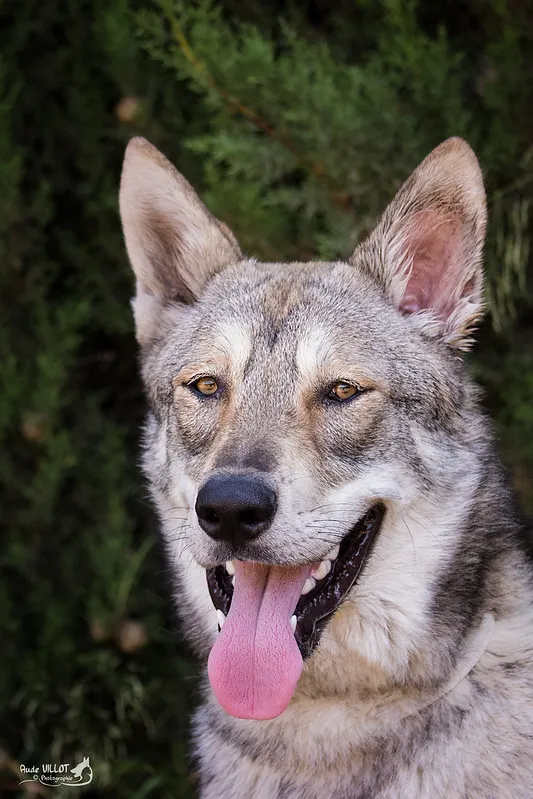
[312,559,331,581]
[232,575,235,587]
[301,577,316,595]
[226,560,235,576]
[216,610,226,629]
[290,615,297,633]
[327,545,340,561]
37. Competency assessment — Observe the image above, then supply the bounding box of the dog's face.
[120,137,487,720]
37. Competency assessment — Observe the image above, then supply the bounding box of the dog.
[119,136,533,798]
[70,756,91,782]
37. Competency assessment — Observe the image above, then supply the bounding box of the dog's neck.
[284,611,495,751]
[391,612,495,721]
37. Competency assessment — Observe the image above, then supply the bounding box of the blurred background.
[1,0,532,796]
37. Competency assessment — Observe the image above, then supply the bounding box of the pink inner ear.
[398,210,467,317]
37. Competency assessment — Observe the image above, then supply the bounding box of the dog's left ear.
[352,137,487,349]
[119,137,241,345]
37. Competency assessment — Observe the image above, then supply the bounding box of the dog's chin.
[206,503,386,659]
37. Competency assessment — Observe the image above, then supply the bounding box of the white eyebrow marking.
[214,322,252,377]
[296,328,332,380]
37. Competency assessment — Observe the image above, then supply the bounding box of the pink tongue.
[208,561,311,720]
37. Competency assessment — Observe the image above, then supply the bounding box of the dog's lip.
[206,503,386,659]
[293,503,385,656]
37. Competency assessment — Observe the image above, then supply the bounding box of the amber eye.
[191,376,219,396]
[328,381,360,402]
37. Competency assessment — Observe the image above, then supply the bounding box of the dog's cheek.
[310,395,390,479]
[174,558,218,658]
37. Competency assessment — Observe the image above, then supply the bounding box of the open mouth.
[205,504,385,720]
[207,503,385,659]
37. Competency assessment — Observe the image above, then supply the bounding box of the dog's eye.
[327,381,361,402]
[190,376,219,396]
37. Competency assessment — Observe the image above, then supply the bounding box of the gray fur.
[119,137,533,798]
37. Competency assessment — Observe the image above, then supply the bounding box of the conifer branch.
[163,8,353,211]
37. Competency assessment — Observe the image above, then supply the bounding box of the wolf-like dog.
[119,136,533,798]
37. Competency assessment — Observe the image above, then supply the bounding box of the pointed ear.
[352,138,487,350]
[119,137,241,344]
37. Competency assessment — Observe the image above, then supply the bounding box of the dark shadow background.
[1,1,532,796]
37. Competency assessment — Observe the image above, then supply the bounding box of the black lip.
[206,504,386,659]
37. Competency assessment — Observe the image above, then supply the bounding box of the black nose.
[195,474,277,545]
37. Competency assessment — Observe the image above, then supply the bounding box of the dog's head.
[120,137,487,720]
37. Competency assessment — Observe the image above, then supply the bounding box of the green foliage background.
[1,1,532,795]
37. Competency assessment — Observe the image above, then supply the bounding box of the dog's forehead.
[210,259,373,316]
[196,260,406,376]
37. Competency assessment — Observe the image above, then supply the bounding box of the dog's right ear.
[119,137,241,345]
